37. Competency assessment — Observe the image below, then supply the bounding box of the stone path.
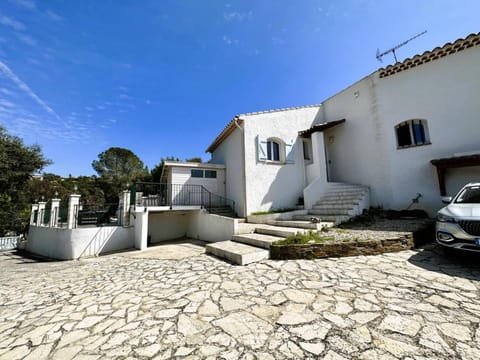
[0,243,479,359]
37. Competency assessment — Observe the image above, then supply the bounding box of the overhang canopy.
[430,153,480,195]
[299,119,345,137]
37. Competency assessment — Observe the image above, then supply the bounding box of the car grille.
[458,220,480,236]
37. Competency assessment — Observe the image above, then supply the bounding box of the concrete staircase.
[207,206,236,218]
[294,183,370,225]
[205,220,332,265]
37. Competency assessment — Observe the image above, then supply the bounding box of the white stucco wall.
[242,107,321,215]
[210,128,246,217]
[187,209,237,242]
[148,211,189,243]
[27,225,134,260]
[320,45,480,215]
[140,210,237,244]
[170,165,225,197]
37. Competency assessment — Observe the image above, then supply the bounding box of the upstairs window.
[257,136,295,164]
[395,119,430,149]
[267,140,280,161]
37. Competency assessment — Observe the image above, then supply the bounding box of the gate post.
[67,194,81,229]
[50,197,60,227]
[37,201,46,226]
[30,204,39,225]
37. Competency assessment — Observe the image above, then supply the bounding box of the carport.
[431,153,480,195]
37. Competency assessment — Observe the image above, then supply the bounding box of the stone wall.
[270,236,414,260]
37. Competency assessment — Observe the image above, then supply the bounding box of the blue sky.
[0,0,478,176]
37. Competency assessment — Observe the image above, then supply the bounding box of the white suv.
[436,182,480,252]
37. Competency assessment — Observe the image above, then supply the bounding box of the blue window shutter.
[257,136,268,161]
[285,141,295,163]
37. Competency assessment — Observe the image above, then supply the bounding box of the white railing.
[0,236,21,251]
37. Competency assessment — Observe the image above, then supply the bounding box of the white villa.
[27,32,480,264]
[204,32,480,219]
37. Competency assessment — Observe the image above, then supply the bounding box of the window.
[191,169,217,178]
[395,119,430,148]
[205,170,217,178]
[191,169,203,178]
[257,136,295,164]
[267,140,280,161]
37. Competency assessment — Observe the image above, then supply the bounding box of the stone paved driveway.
[0,243,479,359]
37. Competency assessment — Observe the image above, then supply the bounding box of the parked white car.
[436,182,480,253]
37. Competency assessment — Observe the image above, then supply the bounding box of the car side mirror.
[441,196,452,204]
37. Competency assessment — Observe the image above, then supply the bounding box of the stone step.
[292,214,350,224]
[312,205,356,212]
[315,199,360,206]
[322,190,367,197]
[265,220,332,230]
[206,241,269,265]
[255,225,305,238]
[232,233,283,249]
[318,193,365,201]
[327,183,368,189]
[309,208,355,216]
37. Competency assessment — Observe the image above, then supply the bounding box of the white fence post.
[121,190,130,226]
[67,194,81,229]
[30,204,39,225]
[50,198,60,227]
[37,202,46,226]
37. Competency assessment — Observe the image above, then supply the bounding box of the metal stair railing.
[132,182,235,214]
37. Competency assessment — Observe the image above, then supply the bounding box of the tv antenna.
[376,30,427,63]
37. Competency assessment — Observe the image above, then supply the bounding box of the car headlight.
[437,213,456,223]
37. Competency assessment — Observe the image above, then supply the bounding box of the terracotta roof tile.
[205,104,321,153]
[379,32,480,78]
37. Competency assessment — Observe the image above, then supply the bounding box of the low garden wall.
[271,236,414,260]
[270,220,434,260]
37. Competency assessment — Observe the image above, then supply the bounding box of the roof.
[379,32,480,78]
[430,153,480,168]
[163,161,225,169]
[299,119,346,137]
[205,104,321,153]
[160,161,225,183]
[207,33,479,153]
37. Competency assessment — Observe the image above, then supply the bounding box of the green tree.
[92,147,147,201]
[150,156,179,183]
[185,157,202,163]
[0,126,51,236]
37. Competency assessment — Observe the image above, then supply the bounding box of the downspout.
[234,118,247,218]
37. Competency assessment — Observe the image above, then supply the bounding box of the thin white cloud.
[0,99,15,107]
[0,15,26,31]
[17,33,37,46]
[8,0,36,10]
[0,60,66,127]
[222,35,239,46]
[117,63,132,69]
[223,11,252,22]
[0,87,15,96]
[45,10,64,22]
